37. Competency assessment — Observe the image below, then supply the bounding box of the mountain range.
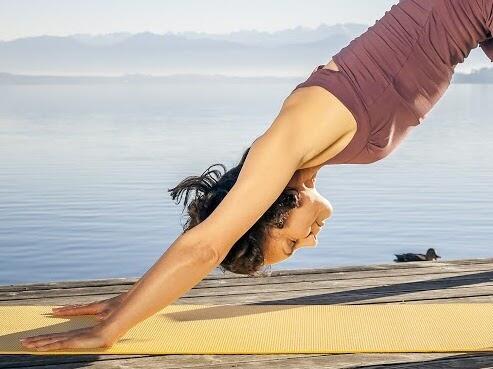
[1,25,491,77]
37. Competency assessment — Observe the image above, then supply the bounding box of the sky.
[0,0,397,41]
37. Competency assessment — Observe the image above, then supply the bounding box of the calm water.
[1,80,492,285]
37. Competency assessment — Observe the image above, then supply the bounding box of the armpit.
[480,37,493,62]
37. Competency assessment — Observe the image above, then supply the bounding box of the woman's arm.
[99,230,220,342]
[20,99,355,350]
[100,113,311,342]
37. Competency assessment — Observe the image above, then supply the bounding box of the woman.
[20,0,493,351]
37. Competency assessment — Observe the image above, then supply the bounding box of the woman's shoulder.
[284,80,355,125]
[279,86,357,169]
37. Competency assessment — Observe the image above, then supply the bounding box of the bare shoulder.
[282,84,356,128]
[276,86,357,169]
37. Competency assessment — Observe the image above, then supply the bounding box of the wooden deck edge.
[1,257,493,290]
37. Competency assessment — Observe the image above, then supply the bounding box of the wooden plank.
[0,264,466,292]
[2,262,493,301]
[2,276,493,306]
[3,352,493,369]
[3,267,493,305]
[2,258,493,292]
[2,268,493,302]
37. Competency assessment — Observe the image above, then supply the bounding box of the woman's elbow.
[180,227,222,265]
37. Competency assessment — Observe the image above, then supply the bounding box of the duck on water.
[394,248,441,262]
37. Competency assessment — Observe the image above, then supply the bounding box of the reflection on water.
[0,81,492,284]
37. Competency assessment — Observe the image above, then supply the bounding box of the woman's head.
[262,166,333,265]
[167,146,332,276]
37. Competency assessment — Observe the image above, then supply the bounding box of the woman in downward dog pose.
[20,0,493,351]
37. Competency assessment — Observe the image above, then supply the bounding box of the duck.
[393,248,441,262]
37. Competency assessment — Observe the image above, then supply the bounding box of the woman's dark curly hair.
[167,145,301,276]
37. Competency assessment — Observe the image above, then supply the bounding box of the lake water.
[1,80,492,285]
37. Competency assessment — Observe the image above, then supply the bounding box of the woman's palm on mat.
[19,325,112,351]
[51,294,125,321]
[19,294,126,350]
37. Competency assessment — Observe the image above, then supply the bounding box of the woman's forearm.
[99,233,218,342]
[117,272,146,301]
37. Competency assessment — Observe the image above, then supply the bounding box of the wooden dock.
[2,257,493,368]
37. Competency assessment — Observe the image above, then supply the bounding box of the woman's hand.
[18,229,222,352]
[20,324,116,351]
[19,294,127,351]
[50,294,127,321]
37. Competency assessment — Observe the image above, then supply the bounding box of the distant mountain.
[69,24,366,47]
[0,72,300,84]
[70,32,133,46]
[178,23,368,46]
[0,25,365,76]
[0,27,490,76]
[1,68,492,85]
[451,67,493,83]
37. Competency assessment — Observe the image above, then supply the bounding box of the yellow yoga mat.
[2,303,493,355]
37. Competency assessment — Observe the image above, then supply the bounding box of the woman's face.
[262,166,333,265]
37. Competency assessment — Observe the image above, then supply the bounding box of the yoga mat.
[1,303,493,355]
